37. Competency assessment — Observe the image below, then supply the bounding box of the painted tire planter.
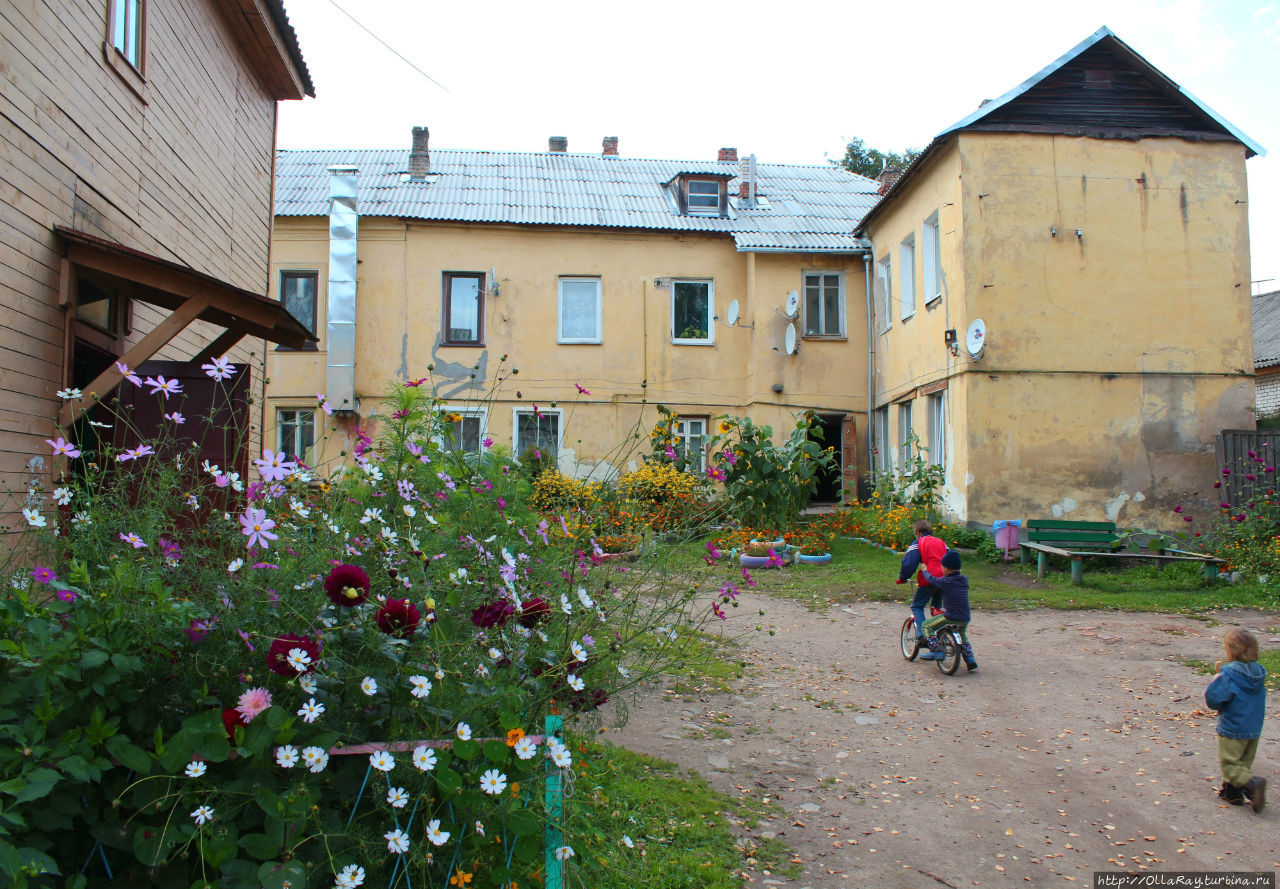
[796,552,833,564]
[751,538,786,549]
[739,553,778,569]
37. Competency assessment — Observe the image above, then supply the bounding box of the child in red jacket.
[897,519,947,658]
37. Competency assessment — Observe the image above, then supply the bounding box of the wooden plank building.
[1,0,315,505]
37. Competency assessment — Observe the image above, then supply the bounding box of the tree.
[835,137,922,180]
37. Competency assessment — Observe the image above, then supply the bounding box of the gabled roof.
[1255,290,1280,370]
[274,149,880,253]
[857,26,1264,235]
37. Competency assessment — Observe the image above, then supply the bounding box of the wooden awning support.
[55,227,316,429]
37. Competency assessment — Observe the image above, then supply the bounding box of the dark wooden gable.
[963,41,1233,143]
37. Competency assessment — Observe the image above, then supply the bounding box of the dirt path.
[610,593,1280,888]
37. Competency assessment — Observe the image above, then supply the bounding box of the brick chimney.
[877,167,903,196]
[602,136,618,156]
[718,147,738,163]
[409,126,430,179]
[549,136,568,153]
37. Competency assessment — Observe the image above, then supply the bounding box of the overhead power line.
[324,0,449,93]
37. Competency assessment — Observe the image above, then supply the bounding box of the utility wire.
[324,0,449,93]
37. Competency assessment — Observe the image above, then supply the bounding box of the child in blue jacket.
[920,550,977,671]
[1205,628,1268,812]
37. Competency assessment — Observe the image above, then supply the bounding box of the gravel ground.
[610,592,1280,888]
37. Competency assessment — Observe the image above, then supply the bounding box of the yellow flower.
[718,420,733,434]
[450,870,473,887]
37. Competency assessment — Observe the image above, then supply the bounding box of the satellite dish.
[727,299,740,326]
[785,323,798,356]
[965,319,987,358]
[784,290,800,319]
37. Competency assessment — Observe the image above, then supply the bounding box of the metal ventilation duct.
[325,165,358,412]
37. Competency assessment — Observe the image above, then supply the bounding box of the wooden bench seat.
[1019,519,1222,585]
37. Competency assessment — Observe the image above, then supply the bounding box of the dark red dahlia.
[323,563,370,607]
[222,707,248,743]
[267,632,321,676]
[375,599,421,638]
[471,599,515,628]
[518,597,550,627]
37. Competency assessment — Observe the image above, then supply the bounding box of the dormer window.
[687,179,721,215]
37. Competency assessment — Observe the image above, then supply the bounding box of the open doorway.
[809,414,844,504]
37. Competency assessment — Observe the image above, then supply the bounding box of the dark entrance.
[809,414,844,504]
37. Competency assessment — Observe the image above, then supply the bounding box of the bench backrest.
[1027,519,1118,550]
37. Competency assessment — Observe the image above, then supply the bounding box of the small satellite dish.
[965,319,987,358]
[784,290,800,319]
[727,299,740,326]
[785,323,798,356]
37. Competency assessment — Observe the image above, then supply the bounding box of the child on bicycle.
[920,550,977,671]
[1205,628,1267,812]
[897,519,947,652]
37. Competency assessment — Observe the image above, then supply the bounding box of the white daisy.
[190,805,214,825]
[335,864,365,888]
[551,746,573,768]
[456,723,472,741]
[402,504,416,518]
[408,675,432,699]
[286,648,313,672]
[369,750,395,772]
[184,760,207,778]
[22,508,46,528]
[360,508,382,525]
[434,668,445,680]
[488,647,502,661]
[297,697,324,723]
[301,746,329,773]
[571,641,587,662]
[514,737,538,760]
[52,487,72,505]
[384,828,410,854]
[299,673,318,695]
[412,745,437,771]
[275,745,299,768]
[479,769,508,795]
[360,676,378,696]
[555,845,575,861]
[567,674,585,692]
[426,819,450,846]
[386,786,408,808]
[228,558,244,573]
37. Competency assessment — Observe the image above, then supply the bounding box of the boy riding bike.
[897,520,947,659]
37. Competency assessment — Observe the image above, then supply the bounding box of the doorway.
[809,414,844,504]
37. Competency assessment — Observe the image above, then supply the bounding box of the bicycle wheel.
[936,629,962,675]
[900,616,920,661]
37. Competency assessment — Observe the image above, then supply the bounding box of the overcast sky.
[276,0,1278,294]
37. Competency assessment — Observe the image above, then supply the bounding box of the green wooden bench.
[1019,519,1222,585]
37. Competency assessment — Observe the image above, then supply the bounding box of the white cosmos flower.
[475,820,485,837]
[22,508,46,528]
[434,668,445,680]
[551,746,573,768]
[618,665,631,678]
[56,387,82,400]
[369,750,395,772]
[290,499,310,518]
[301,746,329,773]
[384,828,410,854]
[408,675,432,698]
[455,723,472,741]
[297,698,324,723]
[426,819,450,846]
[567,674,585,692]
[72,511,92,525]
[299,673,318,695]
[228,558,244,573]
[335,864,365,888]
[190,805,214,825]
[560,594,572,615]
[286,648,313,673]
[479,769,508,795]
[474,664,490,679]
[52,487,72,505]
[514,737,538,760]
[488,647,502,661]
[555,845,575,861]
[386,786,408,808]
[577,588,594,609]
[360,676,378,696]
[184,760,207,778]
[571,641,587,662]
[403,504,416,518]
[275,745,299,768]
[380,526,397,542]
[412,745,437,771]
[360,508,382,525]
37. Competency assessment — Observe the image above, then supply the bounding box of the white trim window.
[671,279,714,344]
[876,258,892,333]
[276,407,316,465]
[927,392,946,467]
[436,406,488,453]
[686,179,721,215]
[675,416,708,473]
[110,0,144,69]
[898,401,913,466]
[557,277,602,344]
[514,408,561,459]
[802,271,844,337]
[922,212,942,305]
[900,236,916,320]
[873,407,891,475]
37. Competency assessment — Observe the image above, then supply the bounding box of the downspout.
[326,165,359,414]
[863,248,874,483]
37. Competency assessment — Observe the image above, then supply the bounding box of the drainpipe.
[863,248,875,484]
[326,165,359,413]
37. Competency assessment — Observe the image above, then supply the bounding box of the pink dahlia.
[235,687,273,723]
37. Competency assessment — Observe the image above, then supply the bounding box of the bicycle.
[900,607,964,675]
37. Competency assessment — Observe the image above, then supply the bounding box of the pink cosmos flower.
[254,449,297,483]
[766,548,784,568]
[30,566,57,584]
[664,445,677,461]
[575,383,590,395]
[704,542,722,561]
[201,356,236,381]
[117,444,155,463]
[120,532,147,549]
[235,687,272,723]
[55,589,79,602]
[725,451,738,466]
[483,436,493,448]
[537,520,549,544]
[164,412,185,424]
[144,375,183,398]
[46,437,81,458]
[115,361,142,386]
[706,466,726,481]
[316,393,334,416]
[240,506,278,549]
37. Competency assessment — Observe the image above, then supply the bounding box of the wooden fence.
[1215,430,1280,510]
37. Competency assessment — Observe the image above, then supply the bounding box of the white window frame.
[922,212,941,305]
[876,257,892,333]
[671,278,715,345]
[686,179,721,215]
[276,407,316,465]
[675,416,708,473]
[927,392,946,468]
[873,407,891,475]
[557,276,603,344]
[898,401,913,466]
[109,0,144,71]
[900,236,916,320]
[513,407,563,459]
[434,406,489,454]
[802,270,845,338]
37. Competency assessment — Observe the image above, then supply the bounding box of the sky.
[276,0,1279,294]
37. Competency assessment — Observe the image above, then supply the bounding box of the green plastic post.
[1070,557,1084,586]
[1036,551,1047,580]
[545,714,564,889]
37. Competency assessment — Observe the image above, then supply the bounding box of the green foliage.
[833,136,922,180]
[871,431,945,513]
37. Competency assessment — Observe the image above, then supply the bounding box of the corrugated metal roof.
[274,149,880,252]
[1255,290,1280,369]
